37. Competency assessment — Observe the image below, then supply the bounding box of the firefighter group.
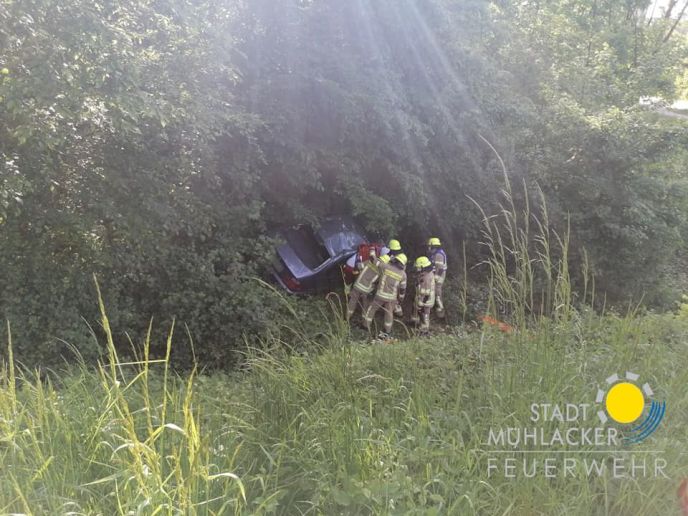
[346,237,447,340]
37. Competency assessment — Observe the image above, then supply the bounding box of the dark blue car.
[272,216,368,293]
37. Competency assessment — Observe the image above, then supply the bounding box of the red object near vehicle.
[342,242,385,286]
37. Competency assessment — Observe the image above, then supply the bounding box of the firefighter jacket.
[374,262,407,302]
[430,249,447,284]
[353,258,383,294]
[415,270,436,308]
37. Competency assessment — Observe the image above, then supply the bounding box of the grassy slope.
[1,312,688,515]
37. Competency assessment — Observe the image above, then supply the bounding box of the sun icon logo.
[595,372,666,444]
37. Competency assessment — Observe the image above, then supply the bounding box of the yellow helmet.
[388,239,402,251]
[428,237,441,247]
[414,256,432,270]
[394,253,408,267]
[379,254,391,263]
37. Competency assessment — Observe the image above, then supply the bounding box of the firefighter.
[427,237,447,318]
[411,256,435,332]
[347,253,390,320]
[387,239,404,317]
[364,253,408,338]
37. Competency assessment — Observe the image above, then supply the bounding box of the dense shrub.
[1,0,686,366]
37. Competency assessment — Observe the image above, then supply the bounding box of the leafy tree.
[1,0,687,367]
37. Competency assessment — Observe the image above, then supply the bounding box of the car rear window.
[284,226,330,269]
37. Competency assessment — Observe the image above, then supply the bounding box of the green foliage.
[1,0,688,366]
[471,0,688,304]
[2,309,688,513]
[0,0,275,366]
[676,294,688,319]
[523,103,688,302]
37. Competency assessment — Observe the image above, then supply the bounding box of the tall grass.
[471,181,582,331]
[2,305,687,514]
[1,282,248,515]
[472,136,586,330]
[2,180,687,513]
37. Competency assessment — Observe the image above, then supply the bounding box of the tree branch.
[664,0,678,19]
[663,0,688,42]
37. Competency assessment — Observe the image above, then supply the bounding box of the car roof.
[316,216,367,258]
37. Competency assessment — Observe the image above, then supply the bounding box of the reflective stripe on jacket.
[375,263,407,301]
[353,259,381,294]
